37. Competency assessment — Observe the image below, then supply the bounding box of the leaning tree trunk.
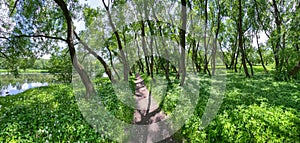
[74,32,115,82]
[219,42,229,69]
[54,0,96,98]
[245,55,254,76]
[195,42,202,72]
[102,0,129,81]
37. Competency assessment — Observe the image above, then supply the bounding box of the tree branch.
[74,31,115,82]
[13,34,67,42]
[102,0,109,11]
[9,0,19,17]
[0,51,10,60]
[0,36,11,41]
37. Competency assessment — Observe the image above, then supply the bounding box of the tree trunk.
[191,39,197,74]
[230,35,238,69]
[102,0,129,81]
[245,55,254,76]
[54,0,96,98]
[74,32,115,82]
[255,31,268,73]
[180,0,187,86]
[271,0,282,72]
[238,0,250,78]
[234,47,239,73]
[219,42,229,69]
[144,1,155,79]
[194,42,202,72]
[135,33,144,73]
[203,0,210,76]
[212,0,221,76]
[140,20,151,76]
[106,46,121,80]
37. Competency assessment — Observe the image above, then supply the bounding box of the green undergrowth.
[0,85,116,142]
[0,72,299,142]
[180,73,300,142]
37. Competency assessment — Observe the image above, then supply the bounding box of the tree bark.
[102,0,129,81]
[271,0,282,72]
[54,0,96,98]
[255,31,268,73]
[140,20,151,76]
[212,0,221,76]
[219,42,229,69]
[238,0,250,77]
[229,34,238,69]
[74,32,115,82]
[135,33,144,73]
[234,47,239,72]
[203,0,210,76]
[180,0,187,86]
[106,46,120,80]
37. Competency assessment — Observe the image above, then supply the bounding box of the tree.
[238,0,250,77]
[180,0,187,85]
[47,49,72,83]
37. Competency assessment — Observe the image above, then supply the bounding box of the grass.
[0,69,299,142]
[0,69,48,74]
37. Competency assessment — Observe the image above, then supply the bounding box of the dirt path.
[130,73,175,143]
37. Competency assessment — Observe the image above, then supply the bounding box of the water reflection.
[0,82,48,97]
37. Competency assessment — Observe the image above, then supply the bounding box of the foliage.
[32,59,50,70]
[180,73,300,142]
[47,49,72,83]
[0,71,299,142]
[0,0,300,141]
[0,85,113,142]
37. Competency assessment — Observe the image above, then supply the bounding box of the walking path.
[130,73,175,143]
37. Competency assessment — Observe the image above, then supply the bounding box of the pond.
[0,73,54,97]
[0,82,49,96]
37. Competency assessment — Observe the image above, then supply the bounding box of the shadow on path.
[130,73,176,143]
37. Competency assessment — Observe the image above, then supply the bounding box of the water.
[0,82,48,96]
[0,73,53,97]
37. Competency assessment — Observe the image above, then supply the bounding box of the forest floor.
[0,71,299,142]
